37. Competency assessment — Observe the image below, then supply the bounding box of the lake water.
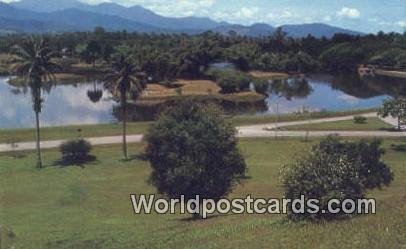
[1,74,405,129]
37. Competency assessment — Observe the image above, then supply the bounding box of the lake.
[1,74,405,129]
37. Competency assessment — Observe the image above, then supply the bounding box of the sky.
[3,0,406,33]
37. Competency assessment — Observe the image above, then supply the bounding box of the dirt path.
[0,113,404,153]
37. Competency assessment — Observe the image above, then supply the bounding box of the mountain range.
[0,0,362,37]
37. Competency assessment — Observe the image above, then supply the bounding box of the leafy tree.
[315,136,393,189]
[86,40,102,67]
[282,140,364,221]
[104,54,146,159]
[11,36,59,168]
[320,42,365,72]
[379,98,406,130]
[145,101,247,217]
[369,48,406,68]
[282,136,393,221]
[207,69,252,93]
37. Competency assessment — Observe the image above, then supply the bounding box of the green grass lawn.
[0,122,152,144]
[0,138,405,248]
[0,108,378,143]
[280,117,393,131]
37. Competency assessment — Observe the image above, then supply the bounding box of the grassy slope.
[0,109,378,143]
[0,138,405,248]
[280,117,393,131]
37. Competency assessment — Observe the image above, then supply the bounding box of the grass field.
[0,109,378,143]
[0,138,405,248]
[0,122,152,144]
[280,117,393,131]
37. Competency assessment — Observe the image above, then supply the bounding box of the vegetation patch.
[57,139,96,166]
[280,117,392,131]
[282,136,393,221]
[0,138,404,248]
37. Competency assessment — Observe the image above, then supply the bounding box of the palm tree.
[104,55,146,159]
[11,36,59,168]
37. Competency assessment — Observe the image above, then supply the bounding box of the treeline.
[0,27,405,80]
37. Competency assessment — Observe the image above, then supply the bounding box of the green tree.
[11,36,59,168]
[104,54,146,159]
[145,101,247,218]
[378,98,406,130]
[207,69,252,93]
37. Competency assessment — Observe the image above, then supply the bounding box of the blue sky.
[5,0,406,33]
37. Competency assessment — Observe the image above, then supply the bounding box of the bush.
[145,101,247,216]
[316,136,394,189]
[320,42,366,72]
[282,144,364,221]
[282,136,393,221]
[59,139,95,165]
[353,115,367,124]
[252,78,270,95]
[207,69,252,93]
[369,48,406,68]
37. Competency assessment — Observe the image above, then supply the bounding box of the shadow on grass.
[391,143,406,152]
[179,213,227,222]
[379,127,403,132]
[53,155,97,168]
[126,153,148,162]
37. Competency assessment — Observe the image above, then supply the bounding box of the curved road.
[0,113,404,153]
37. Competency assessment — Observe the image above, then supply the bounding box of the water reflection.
[0,77,114,128]
[1,73,406,128]
[87,81,104,103]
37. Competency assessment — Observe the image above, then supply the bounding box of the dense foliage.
[282,136,393,221]
[379,98,406,130]
[59,139,95,165]
[206,69,252,93]
[1,29,405,79]
[353,115,367,124]
[145,101,247,205]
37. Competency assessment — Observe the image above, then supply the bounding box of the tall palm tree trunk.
[122,94,128,160]
[35,110,43,168]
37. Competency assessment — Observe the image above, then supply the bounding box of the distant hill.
[1,0,363,37]
[212,23,276,37]
[10,0,225,31]
[210,23,361,38]
[45,9,162,32]
[280,23,362,38]
[10,0,87,12]
[0,3,162,33]
[81,2,226,31]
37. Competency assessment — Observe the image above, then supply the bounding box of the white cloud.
[336,7,360,19]
[397,21,406,28]
[323,15,332,22]
[236,6,259,19]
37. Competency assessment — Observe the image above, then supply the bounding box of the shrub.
[252,78,270,95]
[145,101,247,217]
[282,136,394,221]
[59,139,95,165]
[282,144,364,221]
[353,115,367,124]
[379,98,406,130]
[207,69,252,93]
[369,48,406,68]
[316,136,394,189]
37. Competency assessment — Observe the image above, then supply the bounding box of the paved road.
[1,113,404,153]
